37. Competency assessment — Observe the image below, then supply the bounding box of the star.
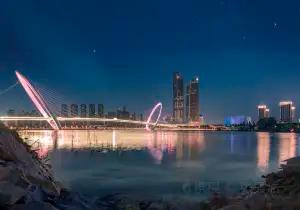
[273,22,278,29]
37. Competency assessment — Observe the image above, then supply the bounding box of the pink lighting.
[15,71,60,130]
[146,102,162,131]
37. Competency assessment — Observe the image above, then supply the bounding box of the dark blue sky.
[1,0,300,123]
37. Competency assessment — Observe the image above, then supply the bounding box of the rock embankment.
[206,157,300,210]
[0,125,90,210]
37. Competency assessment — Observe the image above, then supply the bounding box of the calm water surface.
[19,130,300,200]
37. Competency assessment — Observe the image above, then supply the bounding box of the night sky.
[1,0,300,123]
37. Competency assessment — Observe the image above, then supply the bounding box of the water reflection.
[256,132,270,172]
[278,133,297,165]
[18,130,300,198]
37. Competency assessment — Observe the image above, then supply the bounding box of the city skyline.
[1,70,299,124]
[1,0,300,123]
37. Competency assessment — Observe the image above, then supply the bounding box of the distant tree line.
[256,117,300,133]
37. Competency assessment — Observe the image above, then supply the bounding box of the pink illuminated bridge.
[11,71,163,131]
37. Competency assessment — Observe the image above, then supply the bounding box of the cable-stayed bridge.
[0,71,226,131]
[0,71,162,130]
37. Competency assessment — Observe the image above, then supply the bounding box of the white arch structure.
[15,71,61,130]
[146,102,162,131]
[14,71,163,131]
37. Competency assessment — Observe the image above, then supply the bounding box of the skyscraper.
[292,106,296,122]
[280,101,294,123]
[186,76,199,122]
[61,104,68,117]
[258,105,270,120]
[173,72,184,123]
[70,104,79,117]
[98,104,104,117]
[89,104,96,117]
[80,104,87,117]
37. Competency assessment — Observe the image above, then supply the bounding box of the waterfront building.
[199,115,204,125]
[80,104,87,117]
[258,105,270,120]
[98,104,104,117]
[279,101,294,123]
[173,72,184,123]
[224,116,252,126]
[89,104,96,117]
[107,111,116,119]
[130,112,136,121]
[70,104,79,117]
[117,106,130,120]
[292,106,296,122]
[61,104,68,117]
[186,76,200,122]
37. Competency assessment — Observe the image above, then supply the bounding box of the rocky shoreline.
[1,124,300,210]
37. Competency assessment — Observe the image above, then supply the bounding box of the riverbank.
[204,156,300,210]
[1,124,300,209]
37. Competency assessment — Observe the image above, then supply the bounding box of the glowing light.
[15,71,60,130]
[257,132,270,172]
[146,102,162,131]
[258,105,267,109]
[280,101,293,106]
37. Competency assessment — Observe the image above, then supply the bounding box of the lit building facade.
[173,72,184,123]
[258,105,270,120]
[70,104,79,117]
[279,101,294,123]
[186,76,199,122]
[292,106,296,122]
[224,116,252,126]
[80,104,87,117]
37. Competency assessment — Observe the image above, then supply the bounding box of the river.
[18,130,300,201]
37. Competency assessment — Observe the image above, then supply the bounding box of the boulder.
[242,192,266,210]
[0,181,26,206]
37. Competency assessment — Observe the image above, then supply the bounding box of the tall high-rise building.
[186,76,199,122]
[70,104,79,117]
[80,104,87,117]
[258,105,270,120]
[266,108,270,118]
[280,101,294,123]
[292,106,296,122]
[98,104,104,117]
[61,104,68,117]
[173,72,184,123]
[89,104,96,117]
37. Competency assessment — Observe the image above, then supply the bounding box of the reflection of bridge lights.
[146,102,162,131]
[112,130,116,149]
[15,71,60,130]
[257,132,270,172]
